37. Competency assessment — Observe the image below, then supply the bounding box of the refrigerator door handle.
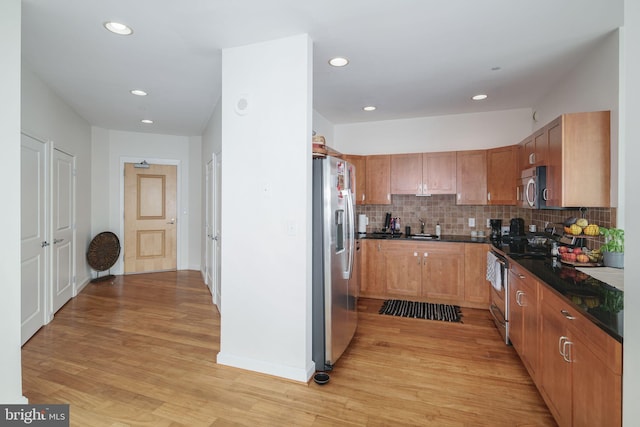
[343,189,355,280]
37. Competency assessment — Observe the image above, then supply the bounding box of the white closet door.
[20,134,48,344]
[51,148,74,314]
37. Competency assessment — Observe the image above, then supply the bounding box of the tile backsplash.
[356,195,615,249]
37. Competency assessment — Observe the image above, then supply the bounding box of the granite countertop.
[498,246,624,343]
[357,233,489,244]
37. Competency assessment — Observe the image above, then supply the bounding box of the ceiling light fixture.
[472,94,488,101]
[130,89,147,96]
[103,21,133,35]
[329,57,349,67]
[363,106,376,111]
[141,119,153,124]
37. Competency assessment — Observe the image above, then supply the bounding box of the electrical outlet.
[469,218,475,227]
[486,218,491,228]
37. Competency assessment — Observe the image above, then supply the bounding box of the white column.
[0,0,28,404]
[217,34,314,382]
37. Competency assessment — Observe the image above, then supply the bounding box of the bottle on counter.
[436,222,441,237]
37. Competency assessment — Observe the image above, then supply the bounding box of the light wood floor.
[22,271,556,426]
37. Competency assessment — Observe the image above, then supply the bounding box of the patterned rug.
[378,299,462,322]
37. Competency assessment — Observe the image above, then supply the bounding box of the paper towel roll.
[358,214,368,233]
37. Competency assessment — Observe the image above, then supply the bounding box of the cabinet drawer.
[540,285,622,374]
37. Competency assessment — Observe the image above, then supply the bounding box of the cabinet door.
[487,145,517,205]
[390,153,422,195]
[520,135,534,170]
[384,243,421,297]
[532,128,548,166]
[456,150,487,205]
[520,278,539,379]
[421,243,465,301]
[508,271,525,356]
[539,294,572,427]
[360,239,386,297]
[423,152,457,194]
[344,155,366,205]
[571,333,622,427]
[463,243,489,305]
[545,117,563,208]
[365,155,391,205]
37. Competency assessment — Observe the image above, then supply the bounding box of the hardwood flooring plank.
[22,271,555,426]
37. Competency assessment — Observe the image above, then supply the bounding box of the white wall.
[623,2,640,423]
[532,30,621,215]
[216,34,314,382]
[334,108,533,154]
[91,128,201,274]
[21,65,93,289]
[0,0,26,404]
[312,110,335,146]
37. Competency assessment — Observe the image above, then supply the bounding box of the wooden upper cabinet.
[390,153,422,194]
[456,150,487,205]
[520,128,548,169]
[343,155,366,205]
[365,155,391,205]
[423,152,457,194]
[487,145,517,205]
[545,111,611,208]
[390,151,456,195]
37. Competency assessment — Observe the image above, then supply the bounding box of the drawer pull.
[560,309,576,320]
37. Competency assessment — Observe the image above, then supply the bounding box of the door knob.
[53,238,64,244]
[167,218,175,224]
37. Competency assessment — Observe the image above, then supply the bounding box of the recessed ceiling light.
[472,94,488,101]
[130,89,147,96]
[363,106,376,111]
[141,119,153,124]
[104,21,133,35]
[491,66,502,71]
[329,57,349,67]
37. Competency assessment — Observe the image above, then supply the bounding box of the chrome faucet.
[419,218,425,234]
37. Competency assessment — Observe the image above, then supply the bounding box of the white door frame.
[205,158,214,296]
[119,157,182,274]
[213,152,221,309]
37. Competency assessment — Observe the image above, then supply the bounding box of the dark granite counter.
[357,233,490,244]
[495,243,623,342]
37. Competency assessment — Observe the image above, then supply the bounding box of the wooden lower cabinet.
[360,239,385,297]
[508,262,539,380]
[464,243,490,305]
[420,243,464,301]
[360,240,474,306]
[537,284,622,427]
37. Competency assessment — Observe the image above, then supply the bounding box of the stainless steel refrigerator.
[312,155,358,374]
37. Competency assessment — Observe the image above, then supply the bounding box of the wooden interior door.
[124,163,177,273]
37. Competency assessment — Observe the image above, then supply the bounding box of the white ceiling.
[21,0,623,136]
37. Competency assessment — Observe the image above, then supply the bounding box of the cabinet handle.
[515,290,525,306]
[362,193,365,202]
[562,339,573,363]
[560,309,575,320]
[487,192,491,201]
[377,243,381,252]
[529,152,535,165]
[542,188,548,201]
[558,336,568,360]
[414,252,420,265]
[518,273,525,279]
[457,193,461,201]
[423,183,428,194]
[516,186,520,201]
[417,184,422,194]
[387,193,390,201]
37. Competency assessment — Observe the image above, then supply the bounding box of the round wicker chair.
[86,231,121,282]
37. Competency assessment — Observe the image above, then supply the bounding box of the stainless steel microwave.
[518,166,547,209]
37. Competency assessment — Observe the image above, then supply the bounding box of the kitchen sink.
[409,234,438,240]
